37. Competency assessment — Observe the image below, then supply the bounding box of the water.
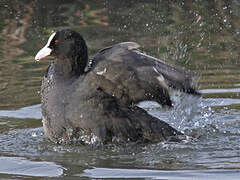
[0,0,240,179]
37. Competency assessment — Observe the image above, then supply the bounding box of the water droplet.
[31,132,37,137]
[196,16,201,23]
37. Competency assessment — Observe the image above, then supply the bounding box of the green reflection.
[0,0,239,109]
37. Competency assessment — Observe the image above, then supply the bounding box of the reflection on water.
[0,104,41,119]
[0,0,240,179]
[0,156,64,177]
[80,168,240,180]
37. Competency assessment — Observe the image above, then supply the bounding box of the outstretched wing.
[64,42,196,143]
[86,42,199,107]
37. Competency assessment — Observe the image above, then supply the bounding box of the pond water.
[0,0,240,179]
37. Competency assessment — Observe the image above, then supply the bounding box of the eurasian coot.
[35,29,199,144]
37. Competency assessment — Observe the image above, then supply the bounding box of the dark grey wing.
[143,53,200,95]
[88,42,199,107]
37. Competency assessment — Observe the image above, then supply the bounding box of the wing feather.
[87,42,199,106]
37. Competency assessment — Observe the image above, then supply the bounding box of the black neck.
[72,34,88,76]
[71,49,88,76]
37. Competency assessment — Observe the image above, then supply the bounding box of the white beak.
[35,46,52,61]
[35,32,56,61]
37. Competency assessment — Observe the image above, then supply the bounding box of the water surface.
[0,0,240,179]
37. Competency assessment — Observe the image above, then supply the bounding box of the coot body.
[35,29,199,144]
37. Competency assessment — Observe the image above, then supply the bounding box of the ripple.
[202,98,240,107]
[0,128,45,156]
[0,156,64,177]
[199,88,240,94]
[0,104,41,119]
[80,168,240,180]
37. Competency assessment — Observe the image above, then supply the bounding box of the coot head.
[35,29,88,75]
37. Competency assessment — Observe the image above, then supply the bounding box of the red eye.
[55,40,59,45]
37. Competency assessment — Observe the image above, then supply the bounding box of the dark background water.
[0,0,240,179]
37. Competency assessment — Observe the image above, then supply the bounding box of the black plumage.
[35,29,199,144]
